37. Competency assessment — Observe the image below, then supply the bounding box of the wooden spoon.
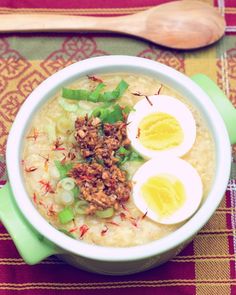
[0,0,225,49]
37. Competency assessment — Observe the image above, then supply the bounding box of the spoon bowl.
[0,0,225,49]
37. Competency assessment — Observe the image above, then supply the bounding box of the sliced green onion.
[91,106,109,119]
[129,150,143,161]
[102,104,124,123]
[49,166,60,179]
[78,100,98,110]
[116,80,129,96]
[89,83,105,101]
[59,97,78,112]
[92,103,126,124]
[103,80,129,101]
[121,160,143,179]
[58,190,74,205]
[59,177,75,191]
[102,101,114,108]
[62,80,129,103]
[74,200,89,215]
[118,155,129,165]
[58,207,74,224]
[123,105,135,114]
[54,160,73,179]
[62,88,90,101]
[117,146,130,156]
[99,108,112,121]
[116,147,143,166]
[91,107,101,117]
[56,116,74,134]
[95,207,114,219]
[72,185,80,198]
[77,101,96,117]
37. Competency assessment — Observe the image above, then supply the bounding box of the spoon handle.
[0,14,131,33]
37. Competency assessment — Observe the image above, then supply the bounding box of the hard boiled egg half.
[127,95,196,158]
[132,156,203,224]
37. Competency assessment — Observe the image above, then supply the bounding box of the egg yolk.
[138,112,184,150]
[141,174,186,218]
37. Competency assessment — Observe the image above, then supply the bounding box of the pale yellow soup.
[22,73,215,247]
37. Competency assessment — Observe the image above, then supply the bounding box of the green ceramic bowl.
[1,56,236,275]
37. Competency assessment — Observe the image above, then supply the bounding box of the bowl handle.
[191,74,236,145]
[0,183,58,264]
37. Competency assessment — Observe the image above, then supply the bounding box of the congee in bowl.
[22,72,215,247]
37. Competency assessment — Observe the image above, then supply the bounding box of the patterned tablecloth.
[0,0,236,294]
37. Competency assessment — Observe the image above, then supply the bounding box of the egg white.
[132,156,203,224]
[127,95,196,159]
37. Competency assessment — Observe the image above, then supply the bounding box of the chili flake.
[33,193,38,204]
[106,221,119,226]
[47,204,56,216]
[87,75,103,83]
[26,128,39,141]
[141,211,148,220]
[79,224,89,239]
[39,154,50,171]
[155,85,162,95]
[136,128,141,139]
[52,138,66,151]
[120,212,126,221]
[69,226,78,233]
[101,225,109,236]
[145,96,153,106]
[39,179,54,194]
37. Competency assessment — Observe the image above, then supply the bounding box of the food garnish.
[26,128,39,141]
[95,207,114,219]
[39,154,50,171]
[87,75,103,83]
[79,224,89,238]
[145,96,153,106]
[101,225,109,236]
[155,85,162,95]
[52,137,66,151]
[54,160,73,179]
[30,78,143,226]
[132,91,153,105]
[22,73,213,247]
[58,207,74,224]
[33,193,38,204]
[69,162,131,215]
[62,80,128,103]
[39,179,54,195]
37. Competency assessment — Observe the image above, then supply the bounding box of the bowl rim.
[6,55,231,261]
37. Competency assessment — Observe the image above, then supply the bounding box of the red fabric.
[0,220,197,294]
[214,0,236,33]
[0,0,170,9]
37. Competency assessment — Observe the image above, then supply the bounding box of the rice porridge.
[22,73,215,247]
